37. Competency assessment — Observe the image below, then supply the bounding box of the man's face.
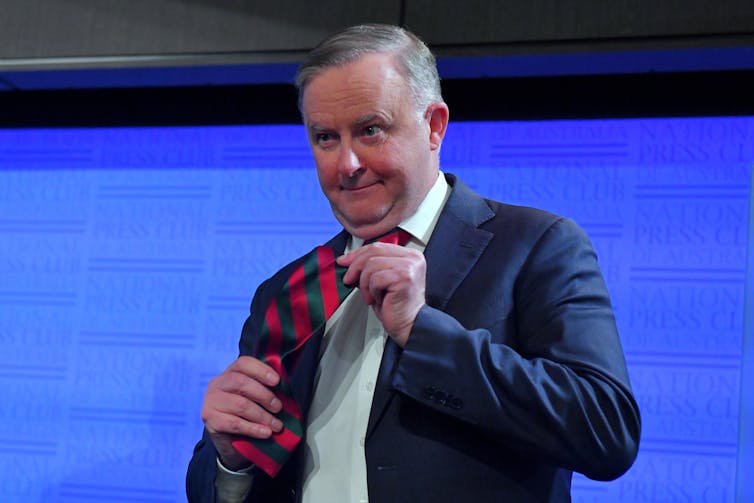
[301,52,444,240]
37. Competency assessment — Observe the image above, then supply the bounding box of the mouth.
[341,181,380,193]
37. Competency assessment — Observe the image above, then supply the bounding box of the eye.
[315,132,337,147]
[364,124,382,136]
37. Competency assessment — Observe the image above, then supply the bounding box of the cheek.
[366,145,406,176]
[313,153,337,183]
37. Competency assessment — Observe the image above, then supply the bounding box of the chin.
[334,201,407,236]
[337,215,388,238]
[337,208,385,226]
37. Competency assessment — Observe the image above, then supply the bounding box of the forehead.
[301,53,412,124]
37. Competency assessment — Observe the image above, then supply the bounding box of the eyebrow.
[307,122,329,134]
[307,112,390,133]
[354,113,387,127]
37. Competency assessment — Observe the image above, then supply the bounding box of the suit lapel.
[366,174,494,439]
[423,200,494,312]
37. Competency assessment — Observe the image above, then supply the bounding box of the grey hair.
[295,24,443,117]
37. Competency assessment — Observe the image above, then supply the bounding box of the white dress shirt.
[302,173,449,503]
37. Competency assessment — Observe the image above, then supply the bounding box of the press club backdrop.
[0,116,752,502]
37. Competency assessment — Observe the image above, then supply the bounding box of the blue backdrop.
[0,117,752,502]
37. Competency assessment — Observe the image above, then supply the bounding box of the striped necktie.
[232,228,412,477]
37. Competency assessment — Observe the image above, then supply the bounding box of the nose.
[337,142,362,177]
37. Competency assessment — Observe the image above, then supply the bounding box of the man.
[187,24,640,502]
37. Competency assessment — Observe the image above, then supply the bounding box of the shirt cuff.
[214,457,254,503]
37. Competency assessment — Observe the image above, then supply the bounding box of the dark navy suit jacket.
[187,174,641,502]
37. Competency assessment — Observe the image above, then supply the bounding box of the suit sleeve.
[186,429,220,502]
[186,278,273,503]
[392,217,641,481]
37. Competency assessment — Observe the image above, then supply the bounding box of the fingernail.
[271,418,283,431]
[258,426,272,437]
[266,372,277,385]
[270,398,281,410]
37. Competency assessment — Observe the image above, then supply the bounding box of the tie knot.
[365,228,412,246]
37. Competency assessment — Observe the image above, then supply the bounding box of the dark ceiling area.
[2,69,754,128]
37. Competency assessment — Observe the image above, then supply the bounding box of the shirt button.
[359,436,365,447]
[365,381,374,392]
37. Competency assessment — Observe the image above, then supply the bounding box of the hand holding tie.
[201,356,283,471]
[337,233,427,347]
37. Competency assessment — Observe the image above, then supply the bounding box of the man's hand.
[201,356,283,471]
[336,241,426,347]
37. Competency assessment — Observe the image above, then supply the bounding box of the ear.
[425,102,449,151]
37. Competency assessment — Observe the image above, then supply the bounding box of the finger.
[338,242,410,283]
[205,410,275,439]
[228,356,280,387]
[353,255,394,305]
[372,255,427,300]
[355,258,390,305]
[204,389,284,433]
[339,251,369,287]
[365,268,400,306]
[209,370,282,415]
[335,252,355,267]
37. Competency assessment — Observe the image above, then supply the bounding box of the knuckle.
[226,416,245,434]
[207,374,223,389]
[200,406,212,424]
[225,372,247,393]
[229,393,251,412]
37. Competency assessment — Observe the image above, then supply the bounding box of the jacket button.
[435,390,447,404]
[422,386,436,400]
